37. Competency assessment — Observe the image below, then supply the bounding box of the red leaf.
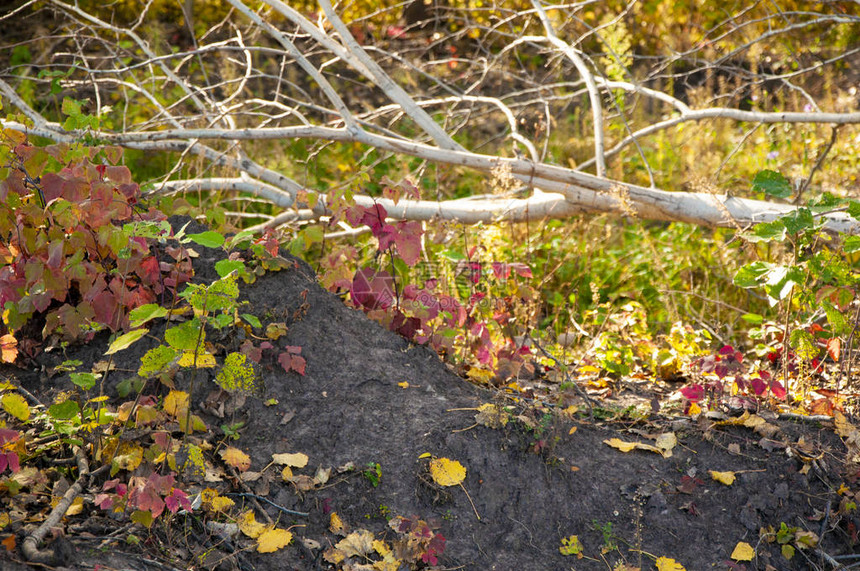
[679,384,704,402]
[769,379,786,399]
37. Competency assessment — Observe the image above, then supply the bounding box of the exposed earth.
[2,218,859,571]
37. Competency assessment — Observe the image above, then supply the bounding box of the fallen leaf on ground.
[272,452,309,468]
[429,457,466,487]
[655,556,686,570]
[220,447,251,472]
[604,438,673,458]
[475,403,509,428]
[238,510,267,539]
[710,470,736,485]
[730,541,754,561]
[257,527,292,553]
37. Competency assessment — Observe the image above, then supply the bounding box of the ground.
[1,219,858,571]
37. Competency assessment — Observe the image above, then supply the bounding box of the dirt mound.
[1,219,856,571]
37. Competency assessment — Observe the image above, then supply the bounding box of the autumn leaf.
[559,535,583,556]
[238,510,267,538]
[475,403,509,428]
[257,527,292,553]
[272,452,309,468]
[709,470,736,485]
[220,447,251,472]
[429,457,466,486]
[1,393,29,421]
[730,541,755,561]
[655,556,686,570]
[330,512,348,536]
[604,438,669,457]
[162,390,189,418]
[334,529,375,558]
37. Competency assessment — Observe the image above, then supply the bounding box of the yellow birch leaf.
[688,402,702,416]
[257,527,292,553]
[330,512,348,536]
[66,496,84,516]
[710,470,736,485]
[655,433,677,455]
[220,446,251,472]
[238,510,267,539]
[397,381,409,388]
[372,539,391,556]
[730,541,755,561]
[604,438,639,452]
[281,466,293,481]
[655,556,686,570]
[1,393,29,421]
[163,390,189,417]
[429,457,466,487]
[604,438,663,455]
[272,452,309,468]
[334,530,375,558]
[569,426,578,435]
[475,403,508,428]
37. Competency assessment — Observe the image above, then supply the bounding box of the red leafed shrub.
[0,140,192,359]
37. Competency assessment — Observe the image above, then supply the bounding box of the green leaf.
[225,230,254,250]
[215,259,246,278]
[823,300,849,336]
[61,97,81,117]
[848,201,860,221]
[70,372,97,391]
[741,313,763,325]
[733,262,771,288]
[49,400,81,420]
[138,345,178,378]
[843,236,860,254]
[781,208,814,235]
[129,304,169,328]
[188,231,225,248]
[745,220,786,243]
[241,313,262,328]
[752,170,792,198]
[106,328,149,355]
[790,329,818,360]
[165,319,202,351]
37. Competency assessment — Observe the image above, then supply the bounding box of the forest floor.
[2,222,859,571]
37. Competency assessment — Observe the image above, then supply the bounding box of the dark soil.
[2,218,859,571]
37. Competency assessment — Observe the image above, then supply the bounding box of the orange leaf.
[827,337,841,362]
[220,447,251,472]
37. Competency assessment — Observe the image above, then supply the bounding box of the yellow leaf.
[66,496,84,516]
[281,466,293,481]
[559,535,583,556]
[429,457,466,487]
[604,438,664,456]
[709,470,736,485]
[272,452,308,468]
[730,541,755,561]
[329,512,348,536]
[372,539,390,556]
[238,510,267,539]
[604,438,638,452]
[178,349,217,368]
[257,527,292,553]
[569,426,577,435]
[475,403,508,428]
[655,433,677,455]
[466,367,494,384]
[334,530,375,558]
[688,402,702,416]
[397,381,409,388]
[1,393,29,421]
[163,390,189,417]
[655,556,686,570]
[220,447,251,472]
